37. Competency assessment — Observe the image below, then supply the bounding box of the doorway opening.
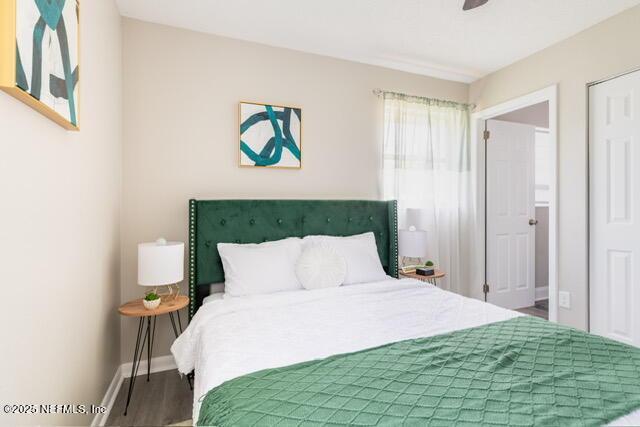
[471,86,558,322]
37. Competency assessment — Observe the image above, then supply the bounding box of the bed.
[172,199,640,426]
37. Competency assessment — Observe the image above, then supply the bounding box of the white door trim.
[471,84,558,322]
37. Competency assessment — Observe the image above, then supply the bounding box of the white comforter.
[171,278,640,425]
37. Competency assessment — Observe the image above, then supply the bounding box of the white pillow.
[303,232,387,285]
[295,243,347,290]
[218,237,303,297]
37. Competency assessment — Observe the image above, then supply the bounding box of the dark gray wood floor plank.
[106,369,192,426]
[516,299,549,320]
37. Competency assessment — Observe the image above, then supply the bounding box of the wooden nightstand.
[118,295,189,416]
[400,269,446,286]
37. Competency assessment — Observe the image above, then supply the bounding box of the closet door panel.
[589,70,640,347]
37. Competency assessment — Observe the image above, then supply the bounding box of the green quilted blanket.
[198,317,640,426]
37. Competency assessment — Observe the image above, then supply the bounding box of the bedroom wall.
[0,1,122,426]
[469,5,640,329]
[493,101,549,128]
[120,18,468,362]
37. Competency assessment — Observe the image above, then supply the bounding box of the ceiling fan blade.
[463,0,489,11]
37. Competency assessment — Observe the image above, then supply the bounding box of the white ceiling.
[116,0,640,83]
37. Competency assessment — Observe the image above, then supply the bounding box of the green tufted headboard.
[188,199,399,319]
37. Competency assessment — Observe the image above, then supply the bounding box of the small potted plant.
[424,260,435,275]
[143,292,161,310]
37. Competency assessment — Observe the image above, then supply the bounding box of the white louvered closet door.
[589,70,640,347]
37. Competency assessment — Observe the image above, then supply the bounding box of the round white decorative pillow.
[295,243,347,290]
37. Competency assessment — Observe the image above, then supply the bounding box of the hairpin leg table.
[118,295,190,416]
[400,269,446,286]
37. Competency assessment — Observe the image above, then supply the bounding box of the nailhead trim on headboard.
[391,199,399,278]
[189,199,197,320]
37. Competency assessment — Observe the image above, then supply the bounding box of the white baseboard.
[92,355,177,426]
[535,286,549,301]
[121,354,177,378]
[91,365,123,427]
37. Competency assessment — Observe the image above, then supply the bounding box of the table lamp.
[406,207,428,231]
[138,238,184,300]
[398,227,427,273]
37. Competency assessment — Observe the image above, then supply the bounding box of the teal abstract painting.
[15,0,79,127]
[239,102,302,169]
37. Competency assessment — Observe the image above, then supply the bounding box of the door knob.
[529,219,538,226]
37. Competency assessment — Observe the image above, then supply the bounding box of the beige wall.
[121,18,468,361]
[470,5,640,329]
[494,101,549,128]
[0,1,122,426]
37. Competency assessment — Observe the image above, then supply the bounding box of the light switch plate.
[559,291,571,309]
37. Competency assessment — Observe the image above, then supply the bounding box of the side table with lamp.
[398,209,446,286]
[399,226,428,273]
[118,238,191,416]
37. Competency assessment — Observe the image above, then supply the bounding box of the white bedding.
[171,278,640,425]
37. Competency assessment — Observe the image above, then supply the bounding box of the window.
[381,91,473,294]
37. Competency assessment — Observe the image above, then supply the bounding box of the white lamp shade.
[138,239,184,286]
[406,208,428,231]
[398,229,428,258]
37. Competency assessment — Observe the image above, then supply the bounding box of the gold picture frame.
[238,101,302,169]
[0,0,80,130]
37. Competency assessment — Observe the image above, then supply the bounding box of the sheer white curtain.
[382,92,474,294]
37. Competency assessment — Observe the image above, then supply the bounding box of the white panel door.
[486,120,536,309]
[589,70,640,347]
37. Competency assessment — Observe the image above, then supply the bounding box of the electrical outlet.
[559,291,571,309]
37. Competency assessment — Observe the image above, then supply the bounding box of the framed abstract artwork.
[239,101,302,169]
[0,0,80,130]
